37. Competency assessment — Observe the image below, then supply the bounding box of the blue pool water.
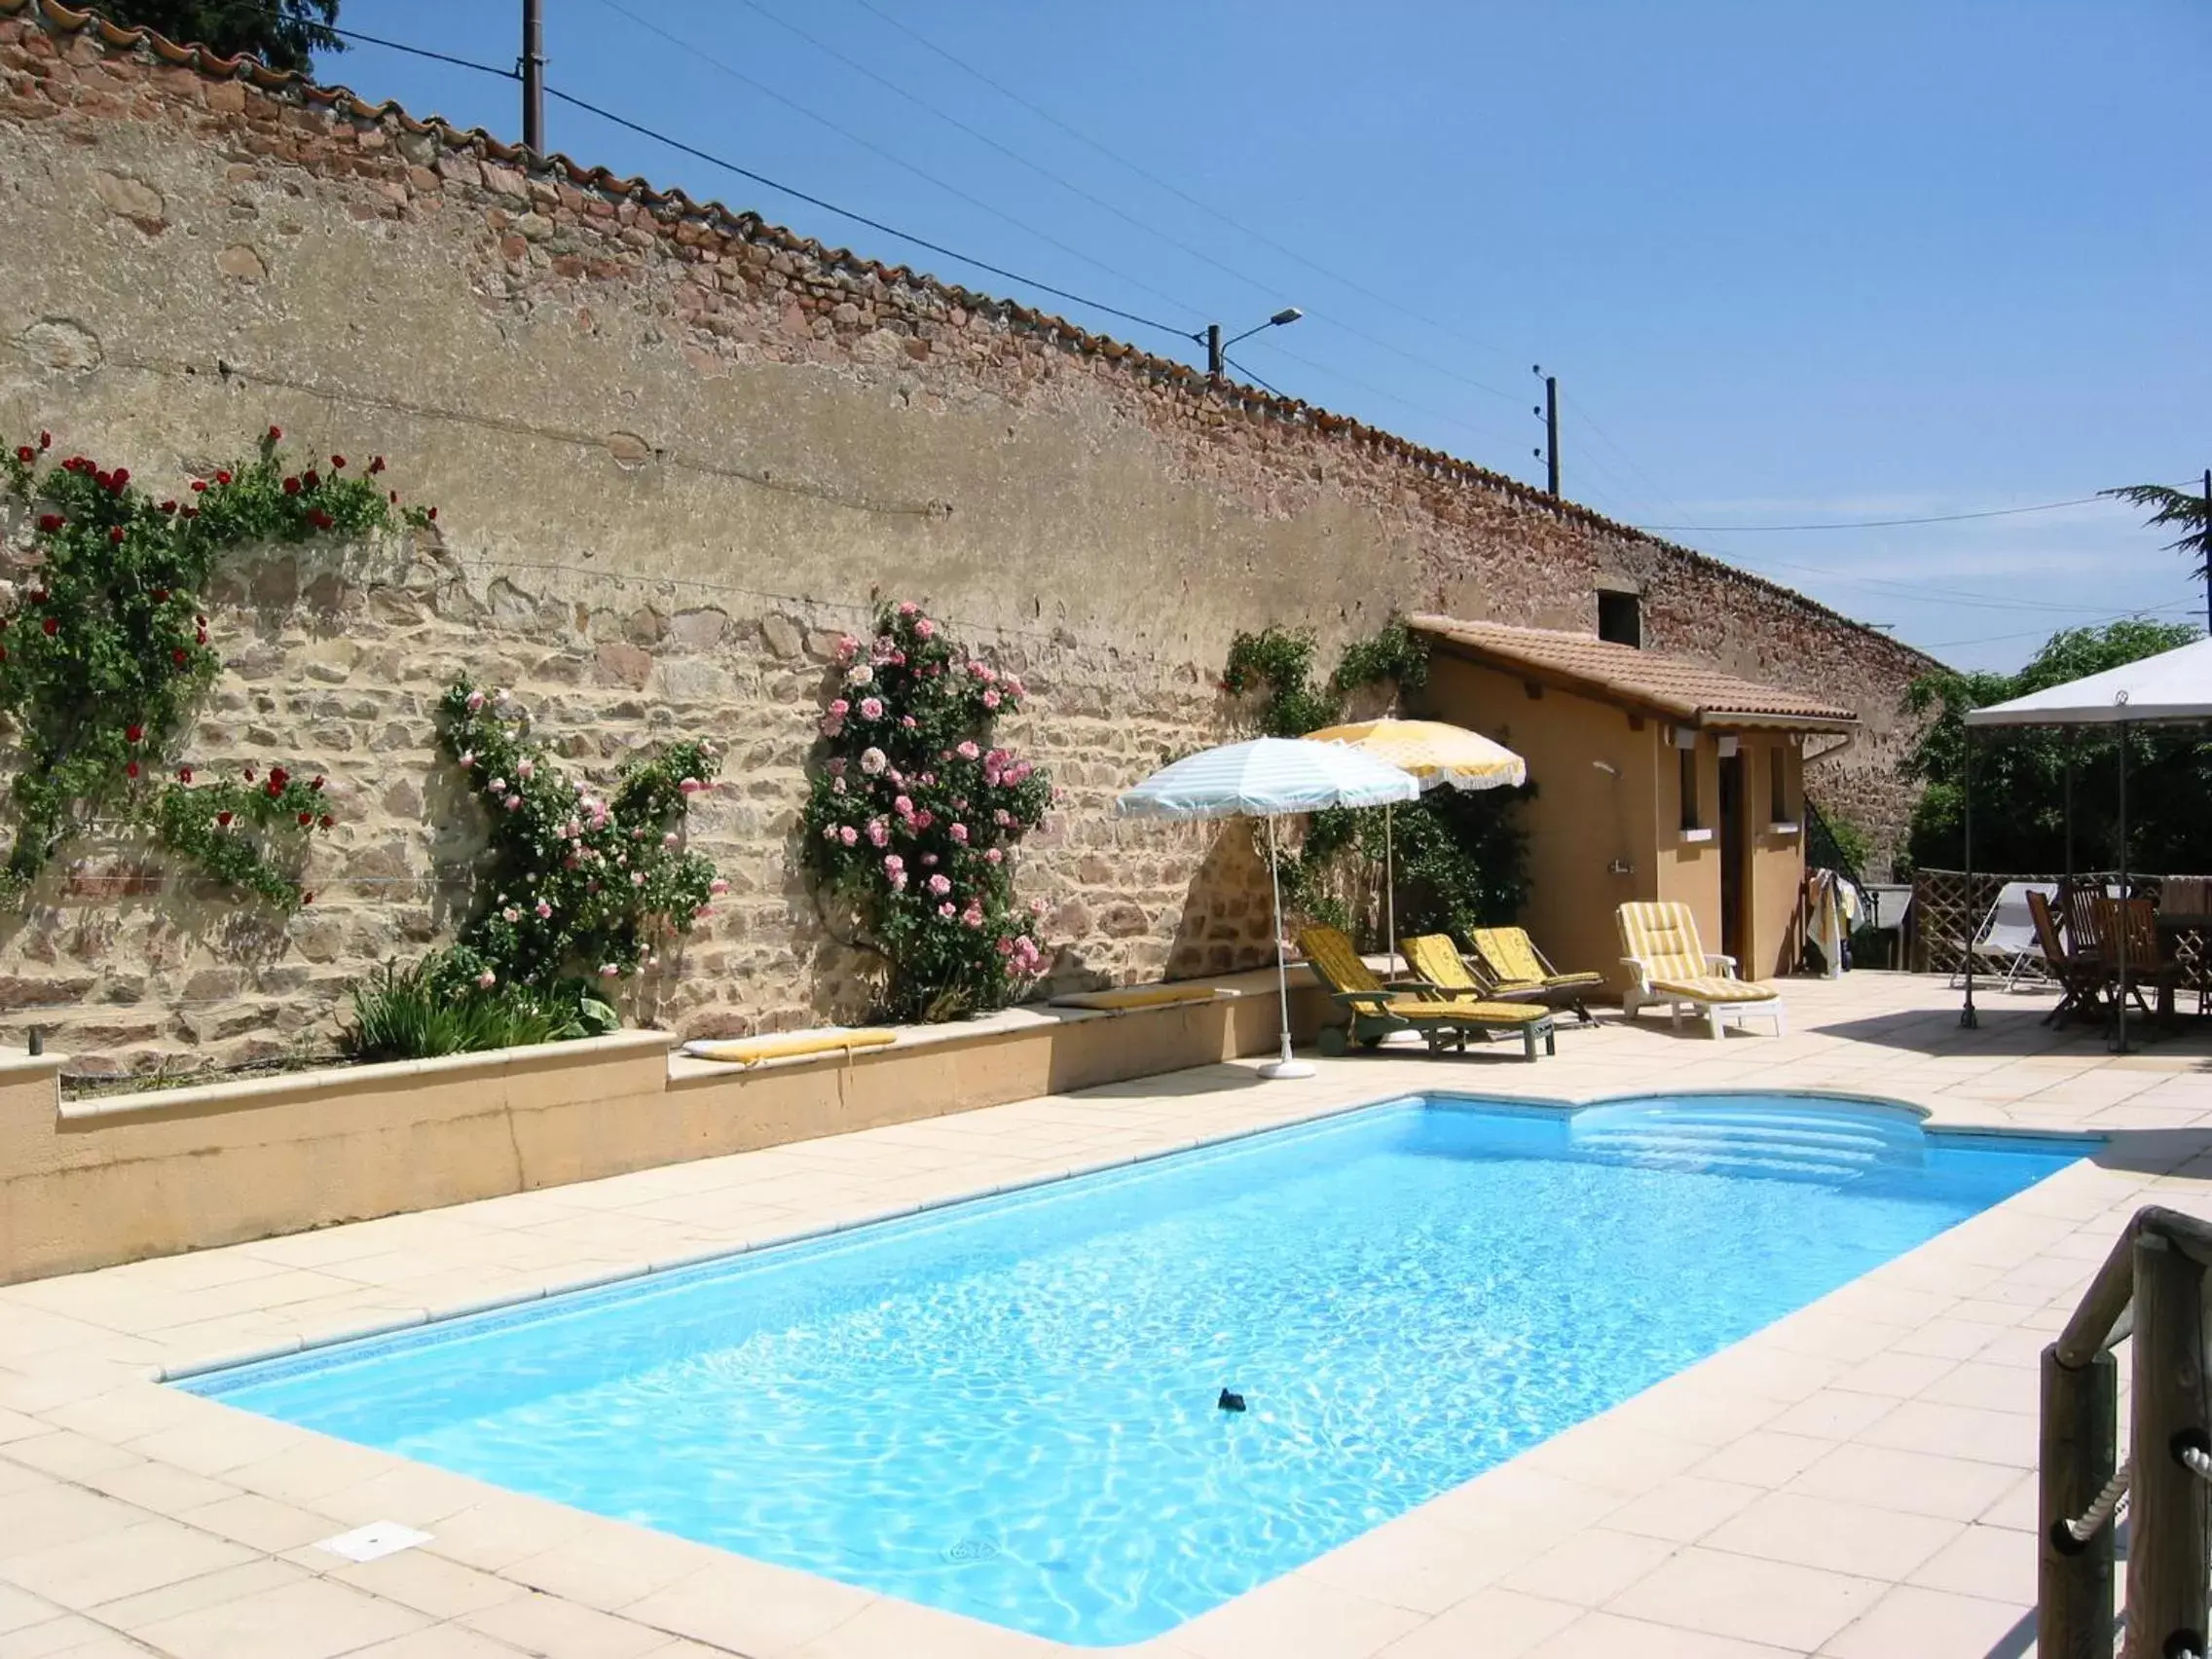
[186,1094,2085,1646]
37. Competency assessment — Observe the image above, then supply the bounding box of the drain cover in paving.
[315,1521,434,1563]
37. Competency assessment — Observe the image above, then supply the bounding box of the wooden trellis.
[1910,868,2206,993]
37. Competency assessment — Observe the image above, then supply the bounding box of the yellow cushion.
[1375,997,1483,1018]
[1049,985,1226,1011]
[1618,902,1711,983]
[1468,927,1547,985]
[1366,995,1547,1023]
[1298,926,1384,995]
[1400,934,1482,994]
[684,1029,897,1066]
[1451,1001,1551,1024]
[1649,976,1778,1004]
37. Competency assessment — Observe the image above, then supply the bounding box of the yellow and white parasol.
[1304,719,1529,969]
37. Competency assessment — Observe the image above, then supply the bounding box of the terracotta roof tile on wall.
[0,0,1919,669]
[1411,616,1861,729]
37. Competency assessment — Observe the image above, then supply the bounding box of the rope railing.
[2181,1442,2212,1488]
[2042,1206,2212,1659]
[2063,1458,2132,1545]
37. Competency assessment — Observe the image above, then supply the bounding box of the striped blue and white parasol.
[1116,739,1419,1078]
[1115,737,1420,822]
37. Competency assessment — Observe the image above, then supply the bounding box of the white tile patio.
[3,970,2206,1657]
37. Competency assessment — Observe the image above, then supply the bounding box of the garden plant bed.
[1,967,1329,1284]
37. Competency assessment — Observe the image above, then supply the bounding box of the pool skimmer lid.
[315,1521,434,1563]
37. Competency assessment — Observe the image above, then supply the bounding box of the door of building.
[1718,753,1747,967]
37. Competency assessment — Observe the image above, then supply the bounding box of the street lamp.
[1198,308,1302,376]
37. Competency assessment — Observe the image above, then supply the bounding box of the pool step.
[1567,1101,1924,1182]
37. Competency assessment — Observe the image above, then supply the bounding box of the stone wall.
[0,3,1933,1074]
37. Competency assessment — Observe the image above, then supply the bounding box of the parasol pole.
[1259,814,1314,1080]
[1384,800,1396,974]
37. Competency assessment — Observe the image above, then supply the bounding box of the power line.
[326,23,518,78]
[1220,353,1288,400]
[745,0,1532,411]
[578,0,1206,335]
[327,12,1584,488]
[1239,339,1534,467]
[1733,556,2193,615]
[1640,496,2118,533]
[332,18,1197,344]
[1558,387,1703,526]
[719,0,1289,321]
[324,18,2160,582]
[835,0,1538,397]
[539,85,1190,341]
[1923,603,2201,650]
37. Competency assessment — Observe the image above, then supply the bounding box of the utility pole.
[1196,311,1299,379]
[1531,366,1560,497]
[521,0,545,155]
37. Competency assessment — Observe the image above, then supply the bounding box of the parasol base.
[1257,1033,1314,1080]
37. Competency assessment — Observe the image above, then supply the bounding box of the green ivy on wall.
[0,428,431,909]
[1221,616,1429,738]
[1221,613,1530,943]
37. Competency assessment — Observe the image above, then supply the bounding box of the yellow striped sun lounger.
[1462,927,1605,1025]
[1615,901,1784,1039]
[1298,925,1555,1061]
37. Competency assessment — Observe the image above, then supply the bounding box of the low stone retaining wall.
[0,970,1327,1283]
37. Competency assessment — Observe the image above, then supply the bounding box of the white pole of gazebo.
[1961,727,1977,1029]
[2115,721,2130,1055]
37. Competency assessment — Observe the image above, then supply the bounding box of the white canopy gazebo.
[1961,637,2212,1048]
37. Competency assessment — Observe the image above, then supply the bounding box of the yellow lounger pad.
[683,1029,898,1066]
[1361,997,1545,1022]
[1453,1001,1552,1023]
[1649,977,1779,1003]
[1048,985,1228,1012]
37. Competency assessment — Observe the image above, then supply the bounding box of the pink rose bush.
[807,602,1051,1020]
[435,676,722,1002]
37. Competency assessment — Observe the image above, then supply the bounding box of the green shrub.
[1901,620,2207,872]
[338,952,619,1062]
[1220,615,1530,946]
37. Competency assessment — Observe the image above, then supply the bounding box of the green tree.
[1220,617,1530,945]
[92,1,342,75]
[2103,481,2210,580]
[1902,619,2210,873]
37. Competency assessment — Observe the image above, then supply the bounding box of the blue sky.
[320,0,2208,671]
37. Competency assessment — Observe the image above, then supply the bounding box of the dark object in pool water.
[1217,1388,1246,1413]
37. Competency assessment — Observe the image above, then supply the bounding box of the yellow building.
[1410,618,1861,992]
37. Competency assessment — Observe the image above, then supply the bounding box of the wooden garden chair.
[2026,888,2105,1027]
[2094,897,2180,1028]
[2061,884,2110,963]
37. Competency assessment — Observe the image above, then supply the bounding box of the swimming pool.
[185,1093,2086,1646]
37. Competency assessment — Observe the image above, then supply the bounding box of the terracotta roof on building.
[1410,616,1861,730]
